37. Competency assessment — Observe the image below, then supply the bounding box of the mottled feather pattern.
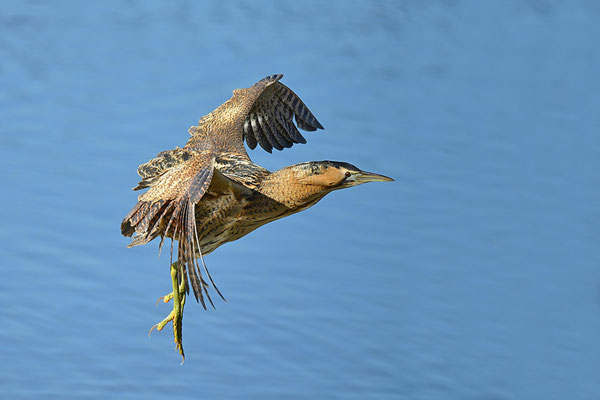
[214,153,270,189]
[121,149,218,305]
[133,147,206,190]
[122,74,325,309]
[186,74,322,156]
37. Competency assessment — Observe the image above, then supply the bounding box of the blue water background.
[1,1,599,399]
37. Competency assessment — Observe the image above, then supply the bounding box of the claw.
[156,293,174,306]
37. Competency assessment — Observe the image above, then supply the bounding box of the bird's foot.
[149,302,185,359]
[149,262,186,362]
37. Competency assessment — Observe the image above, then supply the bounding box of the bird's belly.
[197,214,280,256]
[194,194,288,256]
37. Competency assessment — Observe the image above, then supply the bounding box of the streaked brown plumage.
[121,74,393,360]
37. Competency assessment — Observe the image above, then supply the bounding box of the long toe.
[149,309,175,335]
[149,293,186,361]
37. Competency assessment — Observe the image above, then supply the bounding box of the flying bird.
[121,74,393,360]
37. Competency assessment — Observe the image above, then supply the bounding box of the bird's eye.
[345,171,351,178]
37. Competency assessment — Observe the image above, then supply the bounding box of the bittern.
[121,74,393,360]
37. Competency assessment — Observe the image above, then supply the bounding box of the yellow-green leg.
[150,262,186,361]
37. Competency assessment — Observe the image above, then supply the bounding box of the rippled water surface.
[1,1,599,399]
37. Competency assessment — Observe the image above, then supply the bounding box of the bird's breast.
[193,189,290,256]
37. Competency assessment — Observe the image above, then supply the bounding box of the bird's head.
[292,161,394,190]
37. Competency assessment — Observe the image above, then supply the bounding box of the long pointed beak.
[352,170,394,184]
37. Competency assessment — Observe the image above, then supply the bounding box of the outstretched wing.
[241,74,324,153]
[121,146,217,307]
[187,74,324,154]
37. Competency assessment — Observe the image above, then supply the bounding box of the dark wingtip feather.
[295,133,307,144]
[244,119,258,150]
[259,74,283,84]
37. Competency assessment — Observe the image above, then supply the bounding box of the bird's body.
[121,75,392,359]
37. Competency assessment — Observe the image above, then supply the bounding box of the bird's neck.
[257,168,333,211]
